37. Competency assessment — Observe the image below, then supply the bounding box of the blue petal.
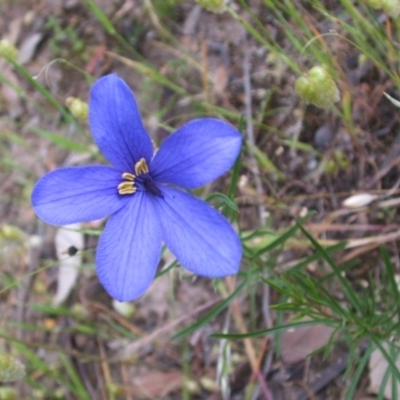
[96,192,162,301]
[89,75,153,171]
[155,187,242,277]
[32,166,129,225]
[150,118,242,188]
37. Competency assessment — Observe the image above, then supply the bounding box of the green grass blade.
[32,128,92,153]
[344,341,373,400]
[212,318,335,339]
[297,222,365,317]
[59,353,90,400]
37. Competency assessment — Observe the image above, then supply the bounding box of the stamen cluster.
[117,158,150,195]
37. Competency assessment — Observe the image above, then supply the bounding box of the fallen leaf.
[18,32,43,65]
[132,371,182,399]
[6,17,24,45]
[53,223,84,305]
[369,343,400,399]
[281,321,334,364]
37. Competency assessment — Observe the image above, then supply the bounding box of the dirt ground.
[0,0,399,399]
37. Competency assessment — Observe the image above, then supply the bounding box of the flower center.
[117,158,163,198]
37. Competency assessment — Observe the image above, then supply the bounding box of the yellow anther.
[122,172,135,181]
[118,162,148,195]
[119,188,136,194]
[118,181,136,195]
[134,158,149,175]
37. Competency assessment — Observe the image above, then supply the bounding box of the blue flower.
[32,75,242,301]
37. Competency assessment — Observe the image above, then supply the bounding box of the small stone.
[342,193,378,209]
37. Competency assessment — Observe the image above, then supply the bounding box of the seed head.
[295,65,340,110]
[65,97,89,121]
[196,0,228,13]
[0,39,18,62]
[0,354,25,383]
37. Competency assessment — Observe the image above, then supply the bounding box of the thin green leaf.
[345,341,374,400]
[212,318,335,339]
[32,128,91,153]
[206,192,239,212]
[59,354,90,400]
[297,222,365,317]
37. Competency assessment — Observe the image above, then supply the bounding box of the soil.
[0,0,398,399]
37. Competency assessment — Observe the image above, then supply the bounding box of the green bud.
[0,387,18,400]
[0,354,25,383]
[200,376,219,391]
[323,150,350,174]
[65,97,88,121]
[366,0,383,8]
[333,150,350,169]
[323,158,337,174]
[0,40,18,62]
[0,225,26,243]
[112,300,135,318]
[196,0,227,13]
[183,379,201,394]
[382,0,400,18]
[107,383,125,396]
[295,65,340,109]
